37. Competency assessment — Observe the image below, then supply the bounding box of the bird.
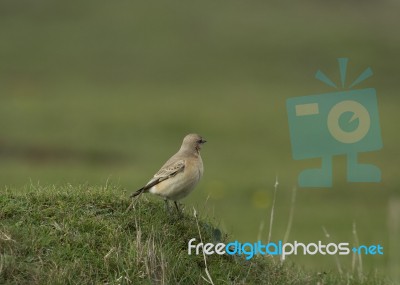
[131,133,207,213]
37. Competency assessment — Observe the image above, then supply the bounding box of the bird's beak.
[201,139,207,144]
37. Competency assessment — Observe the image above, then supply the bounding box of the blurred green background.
[1,0,399,277]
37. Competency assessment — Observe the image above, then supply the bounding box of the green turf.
[0,185,392,284]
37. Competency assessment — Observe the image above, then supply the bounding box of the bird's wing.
[153,159,185,180]
[131,159,185,197]
[146,159,185,187]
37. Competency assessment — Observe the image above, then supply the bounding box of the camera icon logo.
[286,58,383,187]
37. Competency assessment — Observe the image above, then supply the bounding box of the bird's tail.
[130,187,145,198]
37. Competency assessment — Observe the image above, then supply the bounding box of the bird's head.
[181,133,207,154]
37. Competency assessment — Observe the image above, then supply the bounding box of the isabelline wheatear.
[131,134,206,213]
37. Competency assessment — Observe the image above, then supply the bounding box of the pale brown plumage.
[131,134,206,212]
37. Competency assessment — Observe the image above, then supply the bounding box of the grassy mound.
[0,185,390,284]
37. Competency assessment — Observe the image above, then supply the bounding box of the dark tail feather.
[130,179,161,198]
[130,187,145,198]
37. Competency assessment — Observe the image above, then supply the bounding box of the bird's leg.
[174,201,182,217]
[164,199,171,213]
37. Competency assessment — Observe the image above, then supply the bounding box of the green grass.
[0,184,392,284]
